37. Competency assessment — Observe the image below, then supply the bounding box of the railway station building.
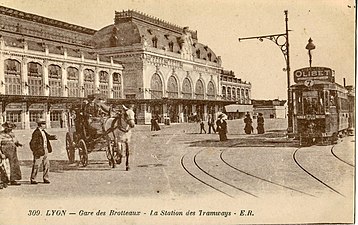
[0,6,251,128]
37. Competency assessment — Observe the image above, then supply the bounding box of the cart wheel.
[113,139,122,165]
[78,139,88,167]
[65,133,75,163]
[106,140,115,168]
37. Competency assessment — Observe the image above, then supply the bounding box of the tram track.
[293,147,344,197]
[330,145,355,167]
[219,149,316,197]
[180,149,258,198]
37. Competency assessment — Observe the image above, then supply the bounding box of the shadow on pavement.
[186,130,299,148]
[20,160,127,172]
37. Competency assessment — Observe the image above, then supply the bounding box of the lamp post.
[238,10,293,134]
[305,38,315,68]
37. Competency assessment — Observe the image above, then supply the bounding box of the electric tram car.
[291,67,352,145]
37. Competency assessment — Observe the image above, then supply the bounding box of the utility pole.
[239,10,293,134]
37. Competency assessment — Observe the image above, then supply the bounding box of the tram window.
[330,91,336,106]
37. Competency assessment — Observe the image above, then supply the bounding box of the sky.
[0,0,355,100]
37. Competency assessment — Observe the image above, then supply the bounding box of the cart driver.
[84,93,111,117]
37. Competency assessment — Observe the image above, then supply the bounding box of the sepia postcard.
[0,0,355,224]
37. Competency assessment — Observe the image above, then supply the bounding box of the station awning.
[224,104,253,113]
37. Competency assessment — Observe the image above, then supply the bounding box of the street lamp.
[238,10,293,134]
[305,38,315,68]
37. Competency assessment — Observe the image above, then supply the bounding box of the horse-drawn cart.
[66,96,138,170]
[65,102,128,168]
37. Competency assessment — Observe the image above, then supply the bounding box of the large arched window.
[28,62,43,96]
[167,76,178,98]
[232,87,236,100]
[112,72,121,99]
[150,73,163,99]
[99,71,109,97]
[182,78,192,99]
[241,89,245,103]
[222,86,226,99]
[4,59,21,95]
[195,79,204,99]
[207,81,215,100]
[227,87,231,100]
[48,64,62,96]
[237,88,241,101]
[84,69,95,97]
[67,67,79,97]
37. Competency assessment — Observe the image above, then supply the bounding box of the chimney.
[343,78,346,87]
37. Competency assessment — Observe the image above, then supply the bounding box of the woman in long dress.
[0,121,22,185]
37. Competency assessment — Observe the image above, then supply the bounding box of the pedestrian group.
[0,118,57,189]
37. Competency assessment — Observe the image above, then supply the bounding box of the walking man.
[207,114,216,134]
[29,118,57,184]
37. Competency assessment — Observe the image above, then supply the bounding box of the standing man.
[207,114,216,134]
[29,118,57,184]
[244,112,253,134]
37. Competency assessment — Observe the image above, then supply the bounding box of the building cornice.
[0,6,96,35]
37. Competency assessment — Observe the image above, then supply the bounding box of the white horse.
[103,106,135,171]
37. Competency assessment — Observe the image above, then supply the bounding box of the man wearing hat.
[0,121,23,185]
[29,118,57,184]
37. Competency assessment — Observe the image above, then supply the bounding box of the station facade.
[0,6,251,128]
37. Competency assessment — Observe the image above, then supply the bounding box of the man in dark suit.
[29,118,57,184]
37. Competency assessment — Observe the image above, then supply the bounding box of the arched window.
[150,73,163,99]
[168,41,174,52]
[152,36,158,48]
[67,67,79,97]
[112,72,121,99]
[99,71,109,97]
[222,86,226,99]
[84,69,95,97]
[195,79,204,99]
[241,89,245,103]
[237,88,241,102]
[182,78,192,99]
[48,64,62,97]
[196,49,200,58]
[227,87,231,100]
[167,76,178,98]
[207,81,215,100]
[232,87,236,100]
[245,89,249,102]
[4,59,21,95]
[28,62,43,96]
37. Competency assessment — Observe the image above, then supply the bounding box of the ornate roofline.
[0,6,96,35]
[115,10,197,39]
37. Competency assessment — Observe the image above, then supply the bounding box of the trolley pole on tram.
[238,10,293,134]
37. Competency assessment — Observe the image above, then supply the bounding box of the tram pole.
[238,10,293,134]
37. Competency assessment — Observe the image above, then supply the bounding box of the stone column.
[23,103,30,130]
[0,37,4,94]
[78,65,84,97]
[21,57,28,95]
[204,105,208,121]
[94,67,99,92]
[43,60,49,96]
[62,63,67,97]
[108,69,113,99]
